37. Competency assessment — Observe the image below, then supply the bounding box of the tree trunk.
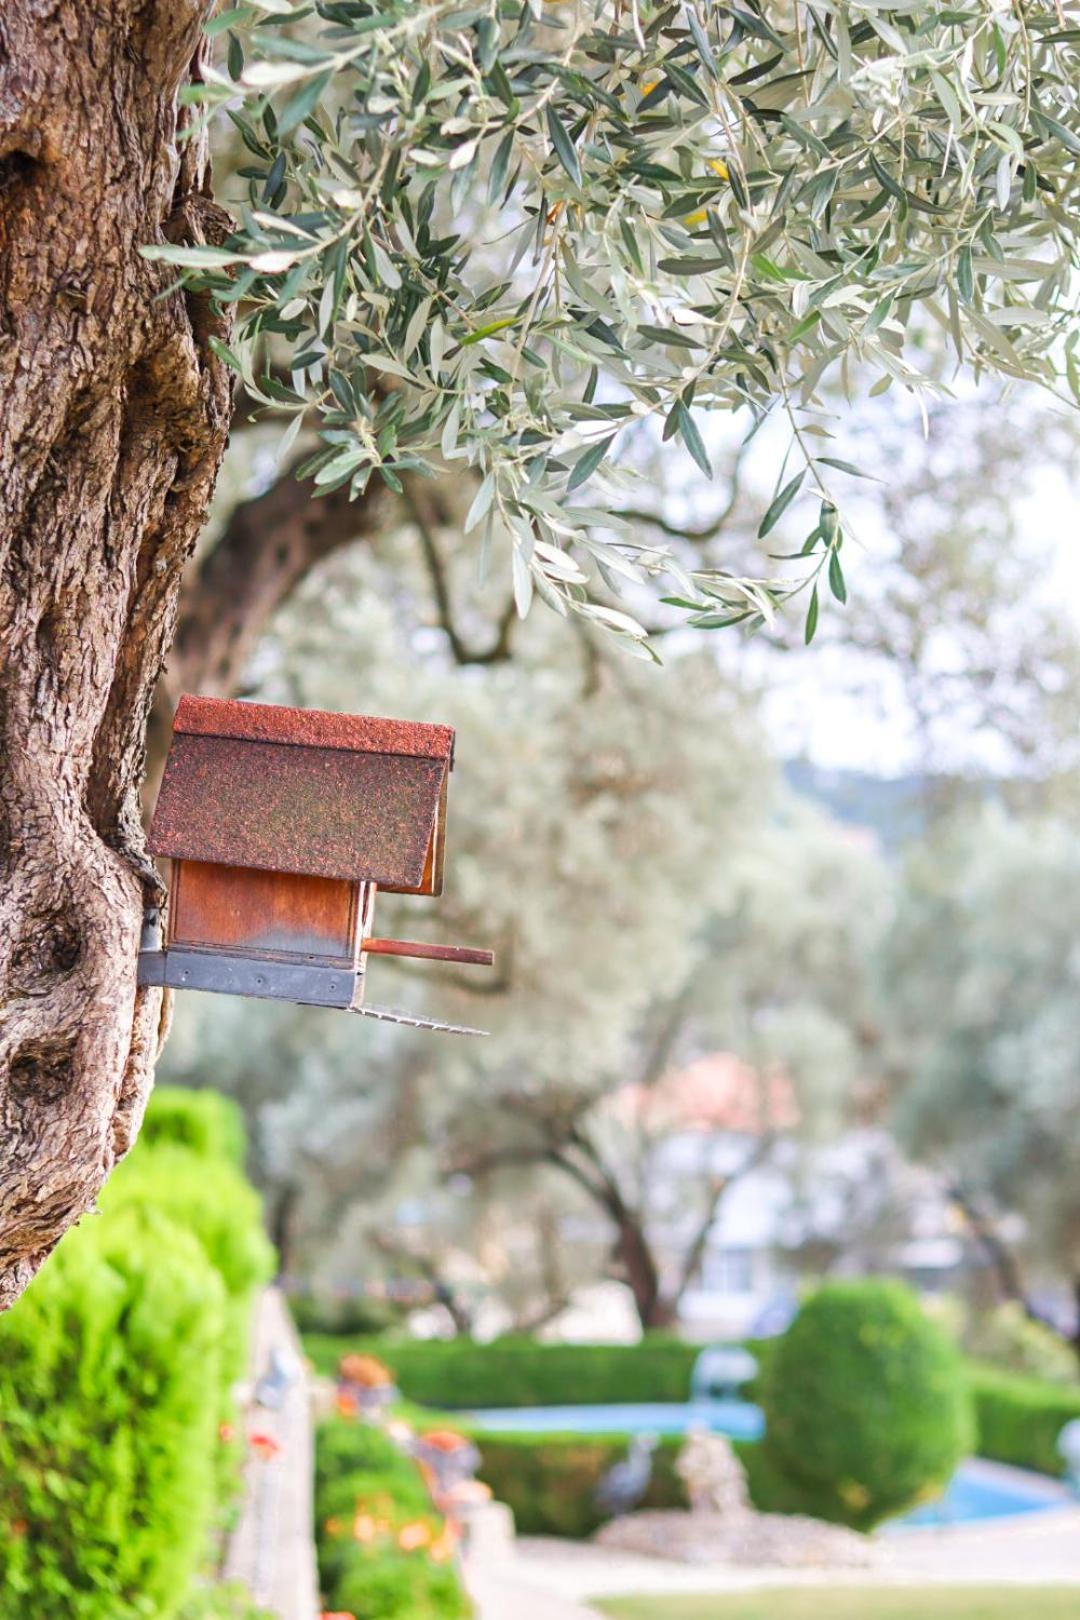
[0,2,232,1306]
[612,1214,675,1331]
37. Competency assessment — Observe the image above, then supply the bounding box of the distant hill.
[784,761,928,849]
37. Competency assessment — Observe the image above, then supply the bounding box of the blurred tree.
[883,804,1080,1353]
[828,394,1080,802]
[443,798,886,1329]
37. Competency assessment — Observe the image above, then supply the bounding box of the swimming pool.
[465,1401,1074,1527]
[465,1398,764,1441]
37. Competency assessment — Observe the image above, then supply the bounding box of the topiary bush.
[758,1279,974,1530]
[0,1206,225,1620]
[141,1085,248,1169]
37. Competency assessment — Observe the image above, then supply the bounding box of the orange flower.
[335,1390,359,1418]
[352,1512,378,1543]
[218,1423,235,1444]
[249,1430,281,1461]
[397,1519,432,1551]
[323,1517,343,1538]
[419,1429,467,1452]
[338,1353,393,1387]
[430,1529,456,1563]
[9,1521,28,1539]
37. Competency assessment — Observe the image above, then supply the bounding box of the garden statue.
[595,1433,659,1517]
[412,1430,483,1508]
[254,1344,302,1413]
[597,1429,876,1569]
[336,1353,398,1415]
[676,1430,751,1518]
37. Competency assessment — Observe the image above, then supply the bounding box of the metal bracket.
[137,948,488,1034]
[137,948,356,1008]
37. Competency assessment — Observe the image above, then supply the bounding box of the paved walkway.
[467,1503,1080,1619]
[223,1287,320,1620]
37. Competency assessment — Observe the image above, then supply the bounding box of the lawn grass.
[594,1590,1080,1620]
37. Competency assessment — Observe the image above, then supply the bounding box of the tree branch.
[946,1177,1066,1341]
[145,462,395,795]
[405,485,516,666]
[368,1226,475,1337]
[671,1133,775,1306]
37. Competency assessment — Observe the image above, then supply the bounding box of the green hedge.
[103,1142,274,1382]
[473,1432,685,1538]
[141,1086,248,1170]
[0,1207,225,1619]
[0,1085,274,1619]
[969,1361,1080,1478]
[304,1334,704,1407]
[314,1417,472,1619]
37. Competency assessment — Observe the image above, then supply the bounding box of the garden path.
[466,1504,1080,1612]
[224,1287,320,1620]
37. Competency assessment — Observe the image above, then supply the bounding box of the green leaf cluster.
[157,0,1080,645]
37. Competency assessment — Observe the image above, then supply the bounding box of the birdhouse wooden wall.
[168,859,371,966]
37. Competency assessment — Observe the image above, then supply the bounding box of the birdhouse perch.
[137,696,493,1035]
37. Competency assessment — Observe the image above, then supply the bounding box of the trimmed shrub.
[758,1279,973,1529]
[303,1334,704,1407]
[103,1143,275,1381]
[314,1418,472,1618]
[473,1431,684,1538]
[142,1085,248,1169]
[0,1206,225,1620]
[333,1549,470,1620]
[969,1361,1080,1477]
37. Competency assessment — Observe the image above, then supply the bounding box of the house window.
[703,1247,755,1296]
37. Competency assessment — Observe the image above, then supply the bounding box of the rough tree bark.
[0,1,233,1305]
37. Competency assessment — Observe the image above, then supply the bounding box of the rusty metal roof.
[172,694,454,764]
[149,698,452,889]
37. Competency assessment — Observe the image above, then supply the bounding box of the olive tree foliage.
[159,0,1080,651]
[883,804,1080,1343]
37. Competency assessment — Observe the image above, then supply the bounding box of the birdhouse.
[137,695,493,1035]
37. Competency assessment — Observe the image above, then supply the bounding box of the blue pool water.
[466,1399,765,1441]
[465,1401,1073,1528]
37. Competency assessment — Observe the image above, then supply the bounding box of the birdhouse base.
[136,946,488,1035]
[137,947,358,1009]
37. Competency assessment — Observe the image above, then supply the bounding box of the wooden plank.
[169,859,358,961]
[362,936,494,967]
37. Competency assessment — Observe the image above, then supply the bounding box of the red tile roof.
[174,694,454,764]
[149,697,452,890]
